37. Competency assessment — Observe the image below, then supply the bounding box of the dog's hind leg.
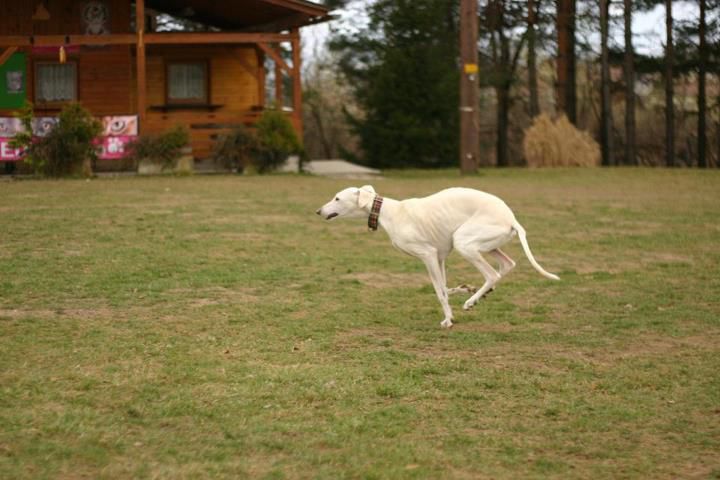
[489,248,516,277]
[456,252,501,311]
[440,255,478,296]
[459,249,515,301]
[454,224,511,311]
[447,284,477,295]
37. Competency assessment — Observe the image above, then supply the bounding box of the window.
[167,62,208,104]
[35,62,77,104]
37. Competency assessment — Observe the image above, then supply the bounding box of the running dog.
[316,185,559,328]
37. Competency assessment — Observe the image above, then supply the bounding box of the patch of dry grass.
[523,114,601,167]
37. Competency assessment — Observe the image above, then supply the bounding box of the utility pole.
[459,0,480,173]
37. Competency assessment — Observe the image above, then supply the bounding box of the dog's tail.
[512,221,560,281]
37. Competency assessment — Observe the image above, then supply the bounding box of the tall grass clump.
[523,114,600,167]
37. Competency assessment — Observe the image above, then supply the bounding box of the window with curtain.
[167,62,207,103]
[35,63,77,103]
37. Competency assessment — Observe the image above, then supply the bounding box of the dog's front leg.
[419,253,454,328]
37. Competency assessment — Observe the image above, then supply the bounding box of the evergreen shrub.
[212,109,303,174]
[127,126,189,169]
[11,102,102,177]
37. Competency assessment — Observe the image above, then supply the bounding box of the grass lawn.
[0,168,719,479]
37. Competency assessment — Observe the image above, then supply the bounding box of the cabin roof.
[146,0,331,31]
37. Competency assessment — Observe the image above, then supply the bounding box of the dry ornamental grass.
[523,114,601,167]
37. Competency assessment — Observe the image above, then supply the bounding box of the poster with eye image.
[31,117,59,137]
[101,116,137,136]
[0,53,26,108]
[97,116,138,159]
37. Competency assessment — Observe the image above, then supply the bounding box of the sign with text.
[0,115,138,161]
[0,138,24,160]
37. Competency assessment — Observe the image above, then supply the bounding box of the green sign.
[0,53,27,109]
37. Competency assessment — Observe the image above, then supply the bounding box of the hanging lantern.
[59,46,66,64]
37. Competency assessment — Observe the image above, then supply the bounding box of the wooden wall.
[1,0,277,160]
[0,46,134,118]
[142,45,264,158]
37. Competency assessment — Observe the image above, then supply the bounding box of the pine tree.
[329,0,459,168]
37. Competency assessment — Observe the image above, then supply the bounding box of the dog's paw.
[440,319,453,329]
[448,284,477,295]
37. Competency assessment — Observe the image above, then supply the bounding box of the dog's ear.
[357,186,376,209]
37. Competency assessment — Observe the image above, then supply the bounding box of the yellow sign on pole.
[464,63,478,74]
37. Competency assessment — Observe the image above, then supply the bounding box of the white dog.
[316,185,559,328]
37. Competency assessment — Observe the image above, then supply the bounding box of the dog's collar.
[367,195,384,231]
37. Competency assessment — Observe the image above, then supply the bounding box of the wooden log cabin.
[0,0,330,166]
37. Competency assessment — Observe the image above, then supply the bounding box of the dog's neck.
[367,195,384,231]
[365,195,401,235]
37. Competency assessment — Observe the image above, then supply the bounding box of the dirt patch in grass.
[333,322,557,361]
[166,287,259,307]
[582,333,720,364]
[0,307,123,321]
[341,271,429,289]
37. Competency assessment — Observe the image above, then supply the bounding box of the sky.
[301,1,701,62]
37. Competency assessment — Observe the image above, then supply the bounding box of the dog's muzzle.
[315,209,338,220]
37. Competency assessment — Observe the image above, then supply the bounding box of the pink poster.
[0,138,24,160]
[94,135,134,159]
[0,115,138,161]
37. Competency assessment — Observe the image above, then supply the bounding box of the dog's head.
[316,185,376,221]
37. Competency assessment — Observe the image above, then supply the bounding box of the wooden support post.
[291,28,303,139]
[0,47,18,68]
[257,43,289,108]
[256,47,266,108]
[257,43,291,74]
[274,50,283,108]
[136,0,147,131]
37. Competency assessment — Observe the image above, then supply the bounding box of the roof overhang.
[146,0,332,32]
